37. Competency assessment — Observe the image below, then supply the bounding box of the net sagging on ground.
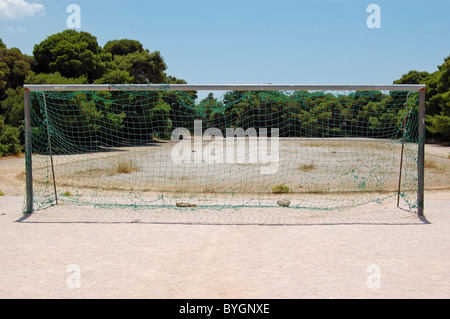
[26,86,420,216]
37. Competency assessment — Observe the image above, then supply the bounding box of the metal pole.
[417,88,426,217]
[23,84,427,93]
[24,89,33,214]
[42,93,58,205]
[397,116,407,208]
[397,92,413,208]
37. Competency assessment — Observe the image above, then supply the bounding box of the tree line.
[394,57,450,141]
[31,86,416,155]
[0,30,449,157]
[0,30,185,156]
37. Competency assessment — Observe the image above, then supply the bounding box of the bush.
[426,114,450,140]
[0,125,23,156]
[115,160,140,174]
[271,184,291,194]
[0,143,7,156]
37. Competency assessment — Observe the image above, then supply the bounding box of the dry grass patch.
[299,162,316,172]
[272,184,291,194]
[115,160,141,174]
[425,160,438,169]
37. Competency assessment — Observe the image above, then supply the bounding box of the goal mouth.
[23,84,426,216]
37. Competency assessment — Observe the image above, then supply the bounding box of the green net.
[26,86,420,214]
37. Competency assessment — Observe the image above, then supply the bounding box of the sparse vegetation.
[62,191,72,197]
[272,184,290,194]
[202,187,216,194]
[425,160,438,170]
[424,159,447,173]
[0,189,4,196]
[115,160,140,174]
[299,162,316,172]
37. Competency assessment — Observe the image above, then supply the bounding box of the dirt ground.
[22,138,450,211]
[0,144,449,299]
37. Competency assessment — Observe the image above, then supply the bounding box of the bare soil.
[0,144,449,298]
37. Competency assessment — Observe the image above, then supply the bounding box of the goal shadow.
[16,204,430,226]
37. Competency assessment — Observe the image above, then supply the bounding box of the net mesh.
[26,86,420,214]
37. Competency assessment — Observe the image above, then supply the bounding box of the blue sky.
[1,0,449,85]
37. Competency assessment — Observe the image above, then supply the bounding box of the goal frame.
[23,84,427,216]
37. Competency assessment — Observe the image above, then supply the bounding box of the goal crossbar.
[23,84,426,92]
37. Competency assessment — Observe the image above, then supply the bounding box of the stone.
[277,200,291,207]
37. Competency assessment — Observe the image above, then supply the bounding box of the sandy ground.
[25,138,450,211]
[0,144,449,299]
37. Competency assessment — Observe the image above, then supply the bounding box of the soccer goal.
[23,84,426,216]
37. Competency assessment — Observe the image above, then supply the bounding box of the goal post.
[23,84,426,216]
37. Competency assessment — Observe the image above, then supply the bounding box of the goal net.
[23,84,425,215]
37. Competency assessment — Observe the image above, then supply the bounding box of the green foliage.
[104,39,144,56]
[426,56,450,139]
[0,44,33,100]
[203,90,406,138]
[32,30,113,82]
[32,91,127,152]
[394,70,431,85]
[166,76,188,85]
[0,42,32,156]
[95,68,133,84]
[113,50,167,84]
[1,30,448,161]
[0,33,185,156]
[99,39,170,84]
[395,55,450,141]
[26,72,88,85]
[426,114,450,139]
[0,123,23,156]
[163,90,197,130]
[95,92,126,144]
[272,184,291,194]
[1,87,24,127]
